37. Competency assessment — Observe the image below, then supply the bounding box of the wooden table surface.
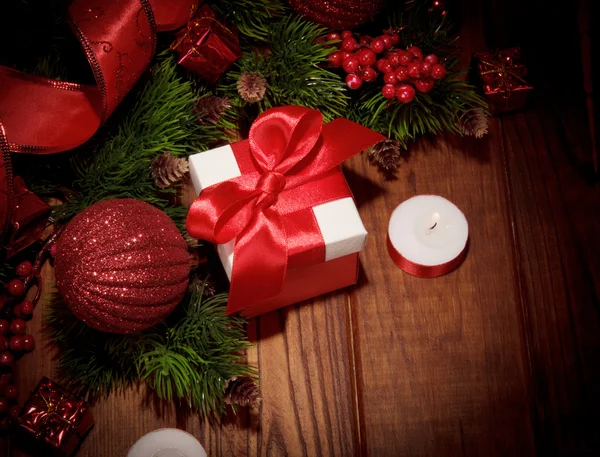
[5,1,600,456]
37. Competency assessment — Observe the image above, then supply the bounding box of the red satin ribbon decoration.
[386,235,467,278]
[187,106,384,314]
[0,0,198,246]
[0,0,197,154]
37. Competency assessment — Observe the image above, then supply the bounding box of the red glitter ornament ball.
[54,199,190,334]
[289,0,386,29]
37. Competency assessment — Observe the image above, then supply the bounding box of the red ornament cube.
[472,48,533,114]
[18,377,94,456]
[171,5,242,83]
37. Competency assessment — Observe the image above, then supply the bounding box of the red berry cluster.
[0,260,37,432]
[326,30,447,103]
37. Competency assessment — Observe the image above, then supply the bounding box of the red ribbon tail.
[226,208,287,314]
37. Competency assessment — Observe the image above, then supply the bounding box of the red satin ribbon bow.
[187,106,384,314]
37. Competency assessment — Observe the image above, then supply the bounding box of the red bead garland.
[326,28,448,103]
[0,229,61,433]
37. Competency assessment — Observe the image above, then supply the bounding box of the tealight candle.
[127,429,207,457]
[387,195,468,278]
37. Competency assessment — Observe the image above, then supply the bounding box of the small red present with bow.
[171,4,242,83]
[18,377,94,456]
[186,106,384,316]
[472,48,533,114]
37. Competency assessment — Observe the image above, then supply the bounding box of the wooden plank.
[344,122,536,456]
[501,108,600,456]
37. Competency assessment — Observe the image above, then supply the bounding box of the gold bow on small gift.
[478,49,529,99]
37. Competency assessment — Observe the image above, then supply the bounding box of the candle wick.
[428,222,437,231]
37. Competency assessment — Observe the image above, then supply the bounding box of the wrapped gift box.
[187,106,383,317]
[472,48,533,114]
[18,377,94,456]
[171,5,242,83]
[189,146,367,317]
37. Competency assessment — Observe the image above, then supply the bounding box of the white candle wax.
[127,429,207,457]
[388,195,468,274]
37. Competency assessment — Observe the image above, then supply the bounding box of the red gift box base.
[239,253,359,317]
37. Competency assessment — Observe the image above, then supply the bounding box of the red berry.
[19,300,33,316]
[395,67,410,82]
[407,62,421,79]
[0,320,8,336]
[341,38,357,52]
[387,52,401,69]
[7,279,24,297]
[391,32,400,45]
[397,50,412,66]
[341,30,353,40]
[370,38,385,54]
[10,319,26,335]
[431,63,447,80]
[396,84,416,103]
[0,417,9,431]
[382,35,393,50]
[356,49,376,67]
[0,397,9,414]
[420,62,432,75]
[8,405,20,420]
[0,336,7,353]
[16,261,33,278]
[407,46,422,56]
[414,78,435,93]
[342,56,359,73]
[327,31,341,41]
[424,54,439,64]
[359,35,372,47]
[345,73,363,90]
[376,58,393,74]
[328,51,343,68]
[12,304,22,319]
[340,51,351,61]
[382,84,396,99]
[23,334,35,352]
[0,351,13,367]
[383,72,397,85]
[9,336,23,352]
[0,373,12,386]
[361,67,377,83]
[4,385,17,400]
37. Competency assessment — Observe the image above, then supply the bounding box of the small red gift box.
[4,176,52,259]
[18,377,94,456]
[472,48,533,114]
[171,5,242,83]
[187,106,384,317]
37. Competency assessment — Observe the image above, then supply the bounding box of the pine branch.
[45,280,256,415]
[51,52,230,230]
[209,0,286,42]
[221,14,349,122]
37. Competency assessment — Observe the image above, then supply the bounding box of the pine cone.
[459,108,489,139]
[237,72,267,104]
[368,139,403,173]
[151,152,189,189]
[194,96,231,125]
[223,376,260,408]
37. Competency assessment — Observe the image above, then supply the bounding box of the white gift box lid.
[189,145,367,280]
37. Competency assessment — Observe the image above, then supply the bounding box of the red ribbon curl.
[187,106,384,314]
